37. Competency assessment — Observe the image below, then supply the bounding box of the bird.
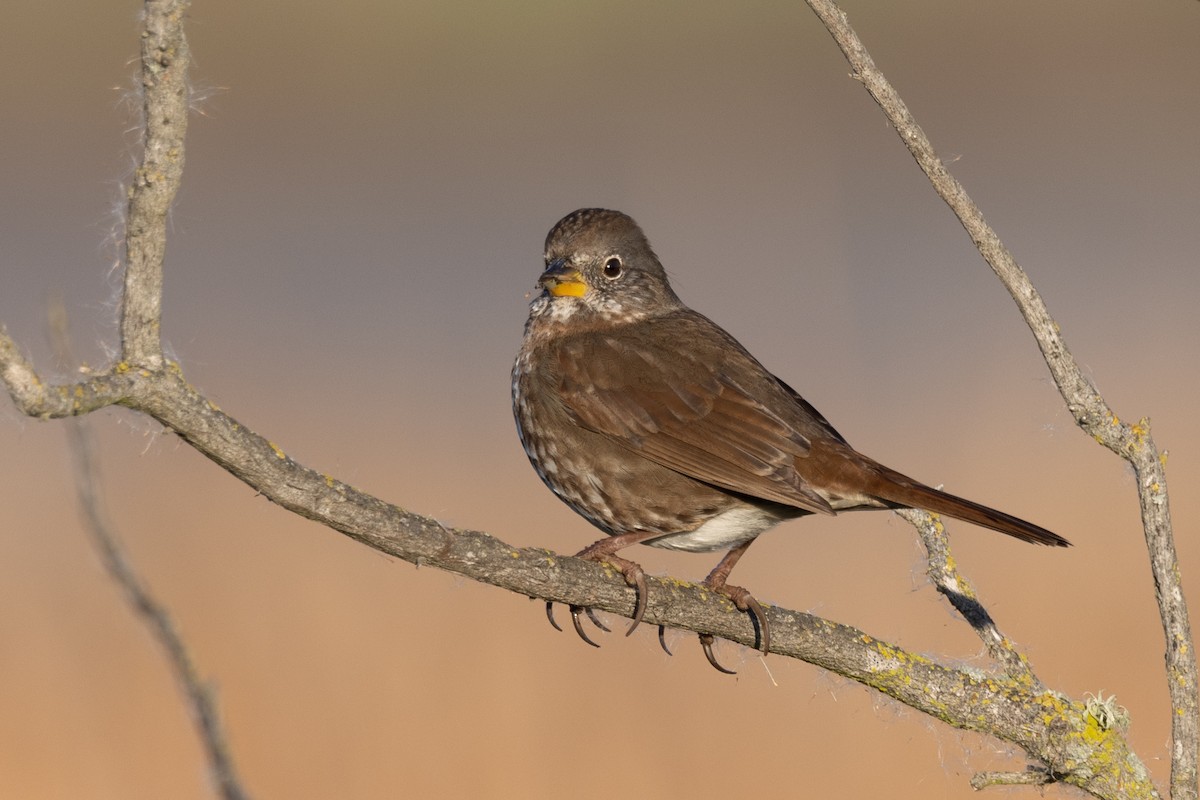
[512,208,1069,673]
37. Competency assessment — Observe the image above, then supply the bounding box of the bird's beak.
[538,259,588,297]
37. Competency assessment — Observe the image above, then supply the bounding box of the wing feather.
[555,319,837,514]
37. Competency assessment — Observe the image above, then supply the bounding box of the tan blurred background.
[2,1,1198,797]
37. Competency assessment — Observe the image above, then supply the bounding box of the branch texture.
[120,0,191,368]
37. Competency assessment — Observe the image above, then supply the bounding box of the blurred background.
[2,1,1198,797]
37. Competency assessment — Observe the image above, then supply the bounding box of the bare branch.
[120,0,191,369]
[898,508,1039,686]
[63,417,250,800]
[0,329,139,417]
[804,2,1196,797]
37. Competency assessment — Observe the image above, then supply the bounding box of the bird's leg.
[545,531,659,646]
[698,540,769,673]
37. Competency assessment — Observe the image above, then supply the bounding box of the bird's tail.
[867,463,1070,547]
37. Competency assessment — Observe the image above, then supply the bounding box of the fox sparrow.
[513,208,1069,672]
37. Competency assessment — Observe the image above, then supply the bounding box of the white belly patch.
[646,505,787,553]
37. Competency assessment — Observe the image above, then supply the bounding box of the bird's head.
[531,208,681,323]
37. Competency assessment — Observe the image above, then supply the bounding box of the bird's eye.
[602,257,623,279]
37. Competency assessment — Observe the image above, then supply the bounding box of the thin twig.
[804,2,1196,797]
[971,768,1055,790]
[897,508,1039,687]
[49,302,250,800]
[67,420,251,800]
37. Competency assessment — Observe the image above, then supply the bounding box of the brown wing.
[554,312,837,515]
[772,376,850,447]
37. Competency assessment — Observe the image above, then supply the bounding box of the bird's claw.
[545,601,563,632]
[621,562,648,637]
[570,606,602,648]
[546,601,607,647]
[545,548,648,647]
[694,577,769,675]
[737,591,770,656]
[544,539,769,675]
[699,634,737,674]
[705,580,770,656]
[585,607,611,632]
